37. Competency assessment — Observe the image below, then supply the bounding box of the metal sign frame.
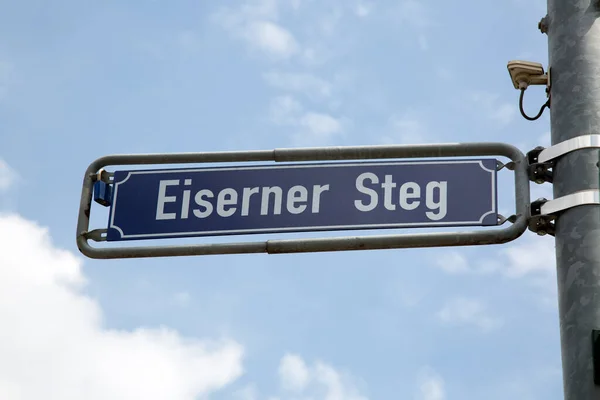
[76,142,530,259]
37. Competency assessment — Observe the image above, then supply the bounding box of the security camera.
[506,60,551,121]
[507,60,547,89]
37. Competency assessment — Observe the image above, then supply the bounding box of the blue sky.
[0,0,563,399]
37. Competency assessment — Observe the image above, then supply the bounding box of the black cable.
[519,88,550,121]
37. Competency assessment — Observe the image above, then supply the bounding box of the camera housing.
[507,60,547,89]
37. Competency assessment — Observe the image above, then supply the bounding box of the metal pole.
[547,1,600,398]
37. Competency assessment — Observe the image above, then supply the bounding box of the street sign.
[76,143,529,259]
[106,159,498,242]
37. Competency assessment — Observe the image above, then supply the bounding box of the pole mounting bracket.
[537,134,600,163]
[528,198,555,236]
[527,135,600,184]
[528,190,600,236]
[527,146,553,184]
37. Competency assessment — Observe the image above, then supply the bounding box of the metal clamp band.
[540,190,600,215]
[538,134,600,163]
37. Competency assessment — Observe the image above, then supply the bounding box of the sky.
[0,0,563,399]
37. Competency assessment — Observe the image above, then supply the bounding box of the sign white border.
[108,160,497,240]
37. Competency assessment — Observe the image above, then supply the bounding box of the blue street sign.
[105,159,498,242]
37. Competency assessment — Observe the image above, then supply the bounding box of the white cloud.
[171,291,191,307]
[279,353,310,391]
[239,354,368,400]
[416,368,445,400]
[290,0,302,11]
[263,71,332,100]
[0,213,244,400]
[218,0,279,24]
[312,361,368,400]
[279,354,368,400]
[381,113,429,144]
[431,251,498,276]
[501,239,555,279]
[385,280,427,309]
[175,30,205,53]
[490,103,516,125]
[245,21,299,58]
[469,91,516,126]
[384,1,434,51]
[435,237,555,280]
[301,46,331,66]
[268,96,345,146]
[434,251,470,274]
[214,0,299,59]
[354,2,372,17]
[0,158,17,191]
[234,384,260,400]
[436,297,503,332]
[293,112,344,146]
[433,237,558,307]
[317,7,345,37]
[435,67,453,81]
[268,95,304,124]
[395,1,433,29]
[299,112,342,136]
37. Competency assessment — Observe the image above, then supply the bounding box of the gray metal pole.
[547,1,600,398]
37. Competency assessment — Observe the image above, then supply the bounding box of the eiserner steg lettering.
[154,172,448,222]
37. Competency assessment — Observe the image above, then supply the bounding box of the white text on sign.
[155,173,448,221]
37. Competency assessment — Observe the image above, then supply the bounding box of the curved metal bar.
[76,142,529,259]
